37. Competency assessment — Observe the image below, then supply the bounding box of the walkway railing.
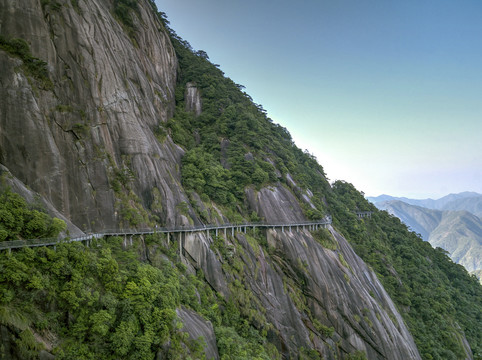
[0,216,332,250]
[356,211,373,218]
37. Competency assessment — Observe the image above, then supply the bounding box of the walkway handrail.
[0,216,332,250]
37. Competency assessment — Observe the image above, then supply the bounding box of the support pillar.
[167,232,170,246]
[179,232,183,259]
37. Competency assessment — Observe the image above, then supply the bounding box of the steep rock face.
[176,306,219,360]
[182,225,421,359]
[185,82,202,116]
[0,0,186,230]
[245,184,306,223]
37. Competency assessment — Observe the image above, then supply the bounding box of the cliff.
[0,0,479,359]
[0,0,183,232]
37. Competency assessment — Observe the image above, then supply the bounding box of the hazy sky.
[156,0,482,199]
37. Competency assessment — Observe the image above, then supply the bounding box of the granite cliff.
[1,0,181,232]
[0,0,479,359]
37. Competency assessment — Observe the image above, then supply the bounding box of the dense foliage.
[163,26,329,220]
[113,0,138,36]
[0,189,66,242]
[0,36,53,90]
[0,192,278,359]
[0,235,280,359]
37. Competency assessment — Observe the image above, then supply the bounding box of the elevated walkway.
[0,216,332,250]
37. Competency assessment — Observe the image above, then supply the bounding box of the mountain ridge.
[374,199,482,277]
[368,192,482,215]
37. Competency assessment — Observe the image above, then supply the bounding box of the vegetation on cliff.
[0,194,280,359]
[0,2,480,359]
[0,189,66,242]
[164,26,329,221]
[161,14,481,360]
[0,36,52,90]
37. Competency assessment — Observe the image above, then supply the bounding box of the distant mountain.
[430,210,482,273]
[441,196,482,218]
[375,200,441,240]
[367,192,482,212]
[375,200,482,278]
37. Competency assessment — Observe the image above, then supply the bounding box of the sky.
[156,0,482,199]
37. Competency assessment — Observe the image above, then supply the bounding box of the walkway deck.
[0,216,332,250]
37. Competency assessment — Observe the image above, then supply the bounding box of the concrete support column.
[179,232,183,259]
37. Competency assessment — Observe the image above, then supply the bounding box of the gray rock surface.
[176,217,422,358]
[237,228,420,359]
[245,184,306,223]
[183,232,229,297]
[0,0,187,230]
[185,82,202,116]
[176,306,219,360]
